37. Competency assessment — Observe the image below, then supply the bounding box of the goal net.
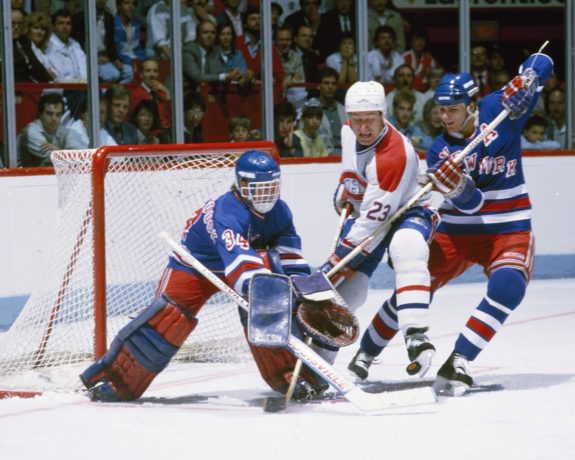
[0,142,278,395]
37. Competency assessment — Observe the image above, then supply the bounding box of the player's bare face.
[349,111,384,146]
[438,104,471,135]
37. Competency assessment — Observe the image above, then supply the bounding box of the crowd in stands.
[0,0,568,168]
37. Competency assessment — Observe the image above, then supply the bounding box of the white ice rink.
[1,279,574,460]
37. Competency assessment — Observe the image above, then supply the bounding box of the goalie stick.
[158,231,436,413]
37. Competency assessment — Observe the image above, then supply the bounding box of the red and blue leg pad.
[80,294,198,401]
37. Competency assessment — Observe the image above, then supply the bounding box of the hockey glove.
[502,69,538,119]
[321,240,367,286]
[425,157,477,202]
[333,183,358,217]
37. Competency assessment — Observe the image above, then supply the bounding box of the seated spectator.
[489,68,511,91]
[293,24,320,85]
[146,0,196,59]
[316,66,346,154]
[471,44,491,98]
[68,96,118,148]
[488,44,507,73]
[387,88,418,139]
[131,99,161,144]
[414,98,443,151]
[521,114,560,150]
[325,32,358,85]
[271,2,283,40]
[283,0,322,40]
[23,11,58,81]
[104,85,139,145]
[276,25,307,113]
[18,93,83,167]
[216,22,252,85]
[385,64,426,123]
[12,8,54,82]
[183,92,205,143]
[189,0,217,26]
[130,57,172,142]
[274,100,302,158]
[421,66,444,105]
[366,25,404,85]
[73,0,132,84]
[402,28,441,92]
[294,98,328,158]
[183,20,242,93]
[544,88,566,149]
[535,72,560,115]
[114,0,148,82]
[229,116,251,142]
[216,0,243,38]
[368,0,406,53]
[316,0,354,61]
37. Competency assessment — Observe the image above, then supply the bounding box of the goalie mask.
[235,150,281,214]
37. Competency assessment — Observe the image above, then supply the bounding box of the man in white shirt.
[366,25,403,85]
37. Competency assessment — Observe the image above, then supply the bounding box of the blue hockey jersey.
[167,189,310,294]
[427,53,554,235]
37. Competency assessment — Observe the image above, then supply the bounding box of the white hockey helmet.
[345,81,387,119]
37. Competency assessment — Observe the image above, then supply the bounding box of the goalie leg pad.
[80,296,198,401]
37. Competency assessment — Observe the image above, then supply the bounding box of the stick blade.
[344,386,437,412]
[263,396,288,413]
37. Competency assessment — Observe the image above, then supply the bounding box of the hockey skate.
[433,351,473,397]
[404,327,436,377]
[347,349,376,380]
[290,378,329,401]
[83,380,122,402]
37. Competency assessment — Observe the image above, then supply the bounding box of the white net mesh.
[0,145,271,393]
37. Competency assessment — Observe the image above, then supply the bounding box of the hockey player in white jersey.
[318,81,439,377]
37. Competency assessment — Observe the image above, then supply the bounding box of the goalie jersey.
[167,189,310,294]
[427,53,554,235]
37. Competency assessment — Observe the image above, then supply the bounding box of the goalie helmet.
[434,72,479,106]
[235,150,281,214]
[345,81,387,119]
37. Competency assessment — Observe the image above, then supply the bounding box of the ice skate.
[347,349,375,380]
[404,327,436,377]
[433,351,473,396]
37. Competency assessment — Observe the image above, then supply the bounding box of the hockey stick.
[158,231,436,413]
[326,108,510,278]
[270,203,353,412]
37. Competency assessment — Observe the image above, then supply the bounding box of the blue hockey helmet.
[434,72,479,106]
[235,150,281,213]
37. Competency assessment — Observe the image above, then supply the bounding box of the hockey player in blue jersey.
[80,150,325,401]
[347,51,554,395]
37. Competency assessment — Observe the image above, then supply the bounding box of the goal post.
[0,141,279,397]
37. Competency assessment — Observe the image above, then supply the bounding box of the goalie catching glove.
[502,69,538,119]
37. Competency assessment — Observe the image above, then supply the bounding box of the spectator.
[145,0,196,59]
[131,57,172,142]
[315,0,354,61]
[325,32,358,85]
[366,25,403,85]
[183,92,205,143]
[23,11,58,81]
[316,66,346,154]
[276,26,307,113]
[68,96,118,148]
[293,24,320,85]
[534,72,560,115]
[402,28,441,92]
[471,44,491,98]
[216,0,243,38]
[131,99,161,144]
[216,22,253,85]
[104,85,139,145]
[521,114,560,150]
[236,7,284,90]
[544,88,566,149]
[387,88,418,140]
[274,101,302,157]
[229,116,251,142]
[45,9,87,82]
[414,98,443,151]
[385,64,426,123]
[294,98,328,157]
[283,0,322,39]
[18,93,83,167]
[72,0,132,84]
[183,20,242,93]
[12,8,54,83]
[271,2,284,40]
[368,0,406,53]
[489,68,511,91]
[488,44,507,73]
[114,0,148,82]
[421,66,444,105]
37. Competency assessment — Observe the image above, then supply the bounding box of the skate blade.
[432,376,469,397]
[406,350,435,378]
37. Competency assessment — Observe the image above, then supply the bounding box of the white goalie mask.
[235,150,281,214]
[345,81,387,120]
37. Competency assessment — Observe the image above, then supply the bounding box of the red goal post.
[0,141,279,398]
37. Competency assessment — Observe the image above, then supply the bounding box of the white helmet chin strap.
[459,105,478,133]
